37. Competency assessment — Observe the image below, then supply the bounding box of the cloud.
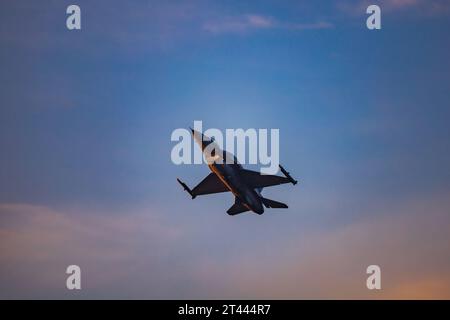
[0,2,333,55]
[203,14,333,35]
[1,190,450,299]
[285,21,334,31]
[203,14,274,34]
[384,0,420,9]
[177,192,450,299]
[338,0,450,16]
[0,203,185,298]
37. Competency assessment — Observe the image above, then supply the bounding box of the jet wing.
[240,169,291,188]
[192,172,230,196]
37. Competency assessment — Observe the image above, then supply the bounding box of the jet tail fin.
[261,197,288,209]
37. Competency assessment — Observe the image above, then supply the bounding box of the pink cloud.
[186,192,450,299]
[203,14,332,34]
[0,203,184,298]
[203,14,274,34]
[338,0,450,16]
[386,0,420,9]
[2,191,450,299]
[247,14,274,28]
[287,21,334,30]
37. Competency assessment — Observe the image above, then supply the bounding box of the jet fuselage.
[208,162,264,214]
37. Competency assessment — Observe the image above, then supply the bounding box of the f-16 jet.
[177,129,298,215]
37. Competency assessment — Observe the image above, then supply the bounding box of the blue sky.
[1,0,450,298]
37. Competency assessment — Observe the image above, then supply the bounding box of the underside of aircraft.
[177,164,297,215]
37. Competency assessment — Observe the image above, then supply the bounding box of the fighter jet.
[177,129,298,215]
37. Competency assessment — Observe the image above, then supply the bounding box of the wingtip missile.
[279,165,298,185]
[176,178,196,199]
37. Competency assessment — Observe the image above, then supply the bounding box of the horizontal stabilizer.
[261,197,288,209]
[227,198,249,215]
